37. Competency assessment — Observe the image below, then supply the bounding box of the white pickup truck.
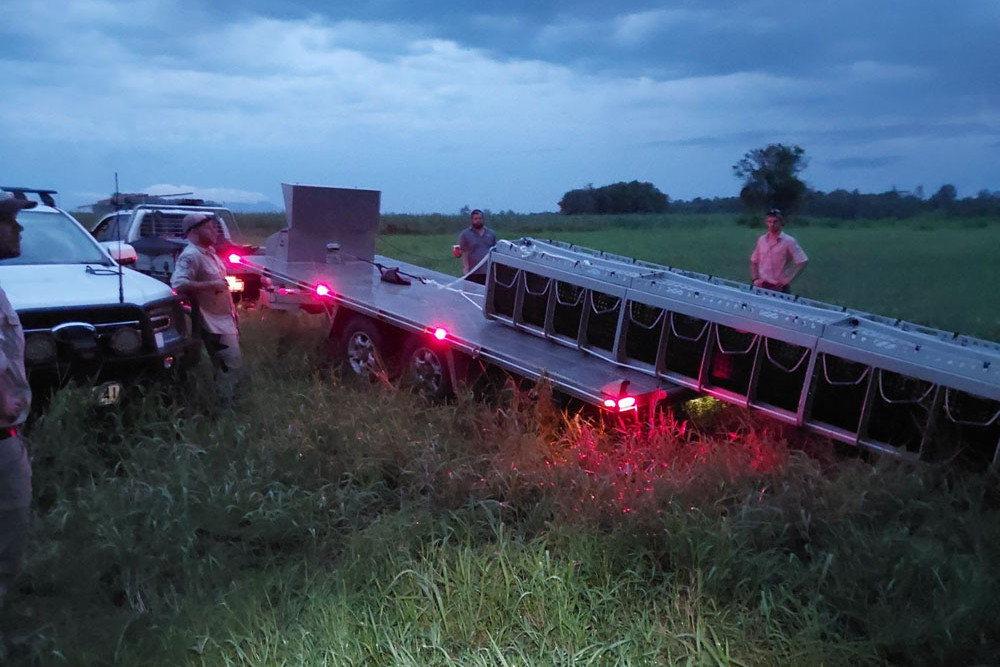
[90,203,261,303]
[0,187,198,405]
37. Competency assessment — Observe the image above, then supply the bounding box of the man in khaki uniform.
[0,193,34,605]
[170,213,242,400]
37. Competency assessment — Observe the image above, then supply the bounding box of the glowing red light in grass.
[315,283,332,297]
[228,253,243,264]
[433,327,448,341]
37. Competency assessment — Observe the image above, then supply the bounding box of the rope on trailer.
[669,312,709,342]
[943,388,1000,426]
[521,272,551,296]
[571,344,667,377]
[589,293,621,316]
[821,354,870,386]
[555,283,584,307]
[714,327,759,355]
[763,338,811,374]
[876,370,936,405]
[628,303,664,330]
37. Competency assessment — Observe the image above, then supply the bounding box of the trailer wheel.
[337,317,389,383]
[401,336,452,399]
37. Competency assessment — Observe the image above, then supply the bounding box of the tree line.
[669,187,1000,219]
[559,144,1000,219]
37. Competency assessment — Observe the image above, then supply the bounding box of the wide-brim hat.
[182,212,214,234]
[0,191,38,217]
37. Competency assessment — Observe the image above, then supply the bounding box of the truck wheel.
[337,317,389,382]
[401,335,452,399]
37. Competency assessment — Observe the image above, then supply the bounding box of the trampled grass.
[3,309,999,666]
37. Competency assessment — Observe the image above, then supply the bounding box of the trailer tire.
[401,335,452,400]
[336,316,390,383]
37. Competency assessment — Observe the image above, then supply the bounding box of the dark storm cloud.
[2,0,998,211]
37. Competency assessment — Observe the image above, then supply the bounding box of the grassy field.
[367,217,1000,341]
[3,311,999,666]
[2,214,997,665]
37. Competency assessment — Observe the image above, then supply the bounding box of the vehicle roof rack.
[1,186,58,207]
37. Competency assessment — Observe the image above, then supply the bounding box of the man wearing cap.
[750,208,808,293]
[0,193,35,605]
[171,213,242,400]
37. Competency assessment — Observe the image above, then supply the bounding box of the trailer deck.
[249,252,689,408]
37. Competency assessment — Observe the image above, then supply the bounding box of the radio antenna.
[115,172,124,304]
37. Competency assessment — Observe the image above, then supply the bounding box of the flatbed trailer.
[246,184,1000,471]
[251,250,690,410]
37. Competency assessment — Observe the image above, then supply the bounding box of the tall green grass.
[3,311,999,665]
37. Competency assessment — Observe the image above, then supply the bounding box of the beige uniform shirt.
[171,243,238,335]
[0,286,30,429]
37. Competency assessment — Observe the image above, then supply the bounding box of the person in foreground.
[750,208,808,293]
[171,213,243,400]
[453,209,497,285]
[0,192,34,606]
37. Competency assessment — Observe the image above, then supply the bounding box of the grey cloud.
[825,156,903,170]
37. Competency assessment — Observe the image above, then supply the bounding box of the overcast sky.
[2,0,998,213]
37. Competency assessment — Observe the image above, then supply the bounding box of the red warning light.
[227,253,243,264]
[315,284,332,297]
[433,327,448,341]
[617,396,637,411]
[603,396,637,412]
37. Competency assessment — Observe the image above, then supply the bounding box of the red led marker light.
[603,396,637,412]
[315,284,332,297]
[617,396,637,411]
[433,327,448,341]
[228,253,243,264]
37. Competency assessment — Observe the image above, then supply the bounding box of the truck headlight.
[110,327,143,355]
[25,334,58,364]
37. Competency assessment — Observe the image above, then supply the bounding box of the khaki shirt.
[171,243,238,335]
[0,285,30,428]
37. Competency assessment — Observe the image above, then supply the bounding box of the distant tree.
[929,184,958,210]
[558,187,597,214]
[732,144,808,213]
[559,181,668,215]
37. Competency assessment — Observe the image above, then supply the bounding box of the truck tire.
[400,335,452,400]
[336,316,389,382]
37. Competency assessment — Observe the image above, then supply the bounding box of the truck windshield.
[1,209,112,266]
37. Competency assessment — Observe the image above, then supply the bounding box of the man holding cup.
[453,209,497,285]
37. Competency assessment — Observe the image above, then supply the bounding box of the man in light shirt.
[750,208,808,293]
[0,192,34,606]
[171,213,242,400]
